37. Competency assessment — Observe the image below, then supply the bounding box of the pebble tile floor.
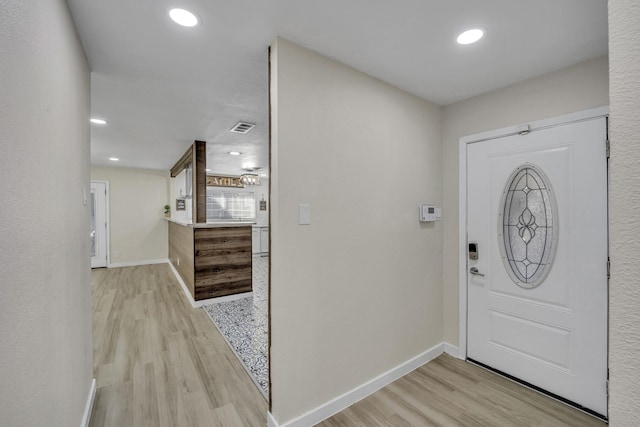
[203,255,269,399]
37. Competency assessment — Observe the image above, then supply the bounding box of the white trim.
[444,342,462,359]
[108,258,169,268]
[167,261,196,306]
[458,133,468,360]
[104,181,110,267]
[267,412,279,427]
[457,106,610,359]
[80,378,96,427]
[268,342,445,427]
[459,106,610,145]
[192,291,253,308]
[91,180,110,268]
[167,261,252,308]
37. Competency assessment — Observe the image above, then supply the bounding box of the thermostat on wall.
[420,205,441,222]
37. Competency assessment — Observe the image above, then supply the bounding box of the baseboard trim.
[268,342,445,427]
[444,342,462,359]
[167,261,251,308]
[193,291,253,308]
[167,261,197,308]
[108,258,169,268]
[267,411,279,427]
[80,378,96,427]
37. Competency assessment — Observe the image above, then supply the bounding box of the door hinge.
[606,379,609,398]
[607,257,611,279]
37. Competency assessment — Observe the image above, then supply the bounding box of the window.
[206,189,255,221]
[498,164,558,289]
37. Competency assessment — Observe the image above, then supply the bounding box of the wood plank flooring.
[91,263,605,427]
[320,354,606,427]
[90,264,267,427]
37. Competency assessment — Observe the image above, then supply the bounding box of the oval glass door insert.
[498,164,558,288]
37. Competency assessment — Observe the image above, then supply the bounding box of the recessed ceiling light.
[90,118,107,125]
[457,28,484,45]
[260,173,267,177]
[228,151,241,156]
[169,8,198,27]
[205,168,211,172]
[109,157,119,161]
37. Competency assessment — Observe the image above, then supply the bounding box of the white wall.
[91,166,170,265]
[270,38,443,424]
[0,1,93,425]
[609,0,640,423]
[441,56,609,344]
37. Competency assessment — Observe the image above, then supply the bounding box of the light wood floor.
[320,354,606,427]
[90,263,605,427]
[90,264,267,427]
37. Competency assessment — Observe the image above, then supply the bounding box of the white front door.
[90,181,108,268]
[466,115,608,416]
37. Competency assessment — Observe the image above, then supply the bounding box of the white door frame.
[457,106,609,359]
[91,180,110,268]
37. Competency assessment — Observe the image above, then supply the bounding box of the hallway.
[91,262,606,426]
[90,264,267,426]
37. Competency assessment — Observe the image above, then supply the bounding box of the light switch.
[299,204,311,225]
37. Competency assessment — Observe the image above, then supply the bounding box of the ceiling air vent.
[230,122,255,134]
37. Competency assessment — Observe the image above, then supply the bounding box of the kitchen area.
[167,139,269,304]
[253,222,269,256]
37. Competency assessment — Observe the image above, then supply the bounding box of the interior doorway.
[90,180,109,268]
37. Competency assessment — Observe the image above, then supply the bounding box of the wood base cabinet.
[169,221,252,300]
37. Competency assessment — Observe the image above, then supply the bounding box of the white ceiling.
[67,0,608,173]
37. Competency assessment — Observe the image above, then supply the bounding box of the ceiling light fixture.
[169,8,198,27]
[109,157,119,161]
[205,168,211,172]
[228,151,241,156]
[457,28,485,45]
[240,169,262,187]
[90,118,107,125]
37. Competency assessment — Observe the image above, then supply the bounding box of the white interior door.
[466,116,608,416]
[90,181,108,268]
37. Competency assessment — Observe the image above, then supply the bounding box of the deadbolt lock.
[469,243,478,260]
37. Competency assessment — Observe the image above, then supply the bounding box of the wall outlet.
[115,249,121,258]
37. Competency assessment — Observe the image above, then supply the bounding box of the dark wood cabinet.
[169,222,252,301]
[194,227,252,299]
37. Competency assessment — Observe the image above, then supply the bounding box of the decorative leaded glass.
[498,164,558,288]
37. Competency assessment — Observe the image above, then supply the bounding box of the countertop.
[165,218,256,228]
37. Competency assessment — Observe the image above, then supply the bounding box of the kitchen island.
[167,219,254,301]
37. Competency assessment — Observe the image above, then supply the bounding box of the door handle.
[470,267,485,277]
